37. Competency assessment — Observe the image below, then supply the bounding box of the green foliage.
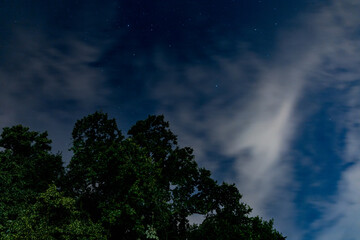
[65,111,123,196]
[128,115,211,238]
[65,112,286,239]
[0,112,286,239]
[66,113,170,239]
[0,125,64,191]
[0,125,64,231]
[96,139,171,239]
[2,185,106,240]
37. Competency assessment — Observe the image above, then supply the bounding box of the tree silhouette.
[0,112,286,239]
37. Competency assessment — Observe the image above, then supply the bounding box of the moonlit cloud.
[296,0,360,239]
[0,28,110,162]
[149,39,308,240]
[148,0,360,239]
[313,164,360,240]
[2,1,360,239]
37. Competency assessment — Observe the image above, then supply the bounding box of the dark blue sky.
[2,1,360,239]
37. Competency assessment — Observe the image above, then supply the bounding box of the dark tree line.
[0,112,286,239]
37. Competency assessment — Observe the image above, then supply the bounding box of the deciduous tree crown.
[0,112,286,239]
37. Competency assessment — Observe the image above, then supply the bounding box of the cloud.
[2,0,360,238]
[314,86,360,239]
[0,28,110,162]
[147,0,360,239]
[149,37,310,240]
[288,0,360,239]
[313,163,360,240]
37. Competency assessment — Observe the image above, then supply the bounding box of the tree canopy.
[0,112,286,239]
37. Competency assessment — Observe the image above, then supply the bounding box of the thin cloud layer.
[1,0,360,239]
[149,0,360,239]
[300,0,360,239]
[0,29,110,161]
[150,44,306,240]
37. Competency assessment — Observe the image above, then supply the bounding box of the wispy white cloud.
[313,163,360,240]
[314,90,360,239]
[0,28,110,161]
[292,0,360,239]
[149,35,312,240]
[148,0,360,239]
[4,0,357,238]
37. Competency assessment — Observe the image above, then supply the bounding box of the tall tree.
[64,112,124,222]
[128,115,286,239]
[66,113,170,239]
[64,112,286,239]
[66,111,123,195]
[128,115,202,238]
[0,125,64,230]
[2,185,106,240]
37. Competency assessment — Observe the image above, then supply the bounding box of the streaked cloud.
[148,0,360,239]
[0,28,110,161]
[296,0,360,239]
[149,39,307,240]
[2,1,360,239]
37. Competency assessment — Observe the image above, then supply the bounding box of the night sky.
[2,0,360,239]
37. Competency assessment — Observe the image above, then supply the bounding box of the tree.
[66,113,170,239]
[0,113,286,239]
[66,112,286,239]
[96,139,170,239]
[187,183,285,239]
[0,125,64,231]
[65,111,123,196]
[2,185,106,240]
[128,115,211,238]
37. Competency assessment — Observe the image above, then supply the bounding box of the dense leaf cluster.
[0,112,286,239]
